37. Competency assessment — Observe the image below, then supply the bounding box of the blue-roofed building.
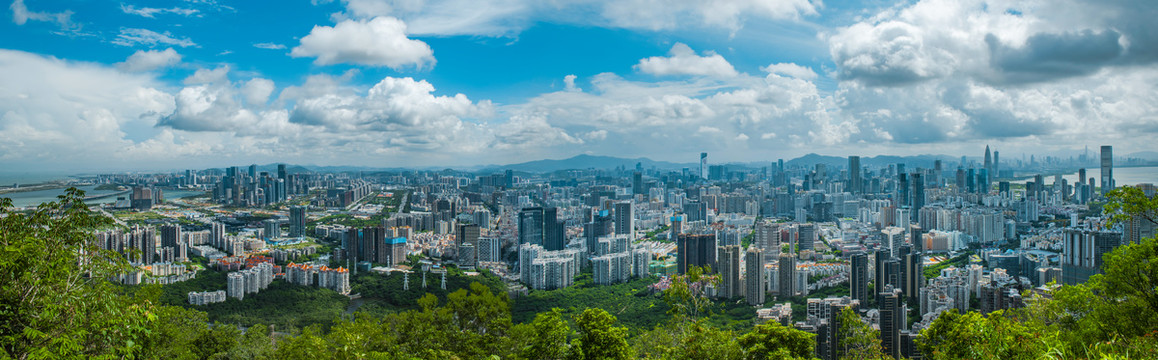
[383,237,408,266]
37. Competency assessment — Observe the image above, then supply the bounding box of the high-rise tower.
[984,145,992,176]
[1101,145,1114,196]
[696,152,707,180]
[849,156,862,195]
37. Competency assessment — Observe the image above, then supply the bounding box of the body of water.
[1009,166,1158,187]
[0,172,76,186]
[2,186,207,208]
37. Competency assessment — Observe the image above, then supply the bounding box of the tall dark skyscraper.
[984,145,992,178]
[677,233,717,274]
[160,224,182,250]
[910,173,924,221]
[718,245,743,299]
[899,244,922,305]
[700,152,708,180]
[1101,145,1113,196]
[955,168,966,190]
[910,224,925,253]
[993,151,1000,178]
[456,223,480,265]
[518,207,544,246]
[850,253,869,303]
[966,168,976,193]
[778,252,796,297]
[584,210,613,254]
[289,205,307,238]
[632,171,644,195]
[848,156,862,194]
[879,286,904,359]
[519,207,564,250]
[456,223,479,247]
[277,164,286,181]
[897,173,909,207]
[933,159,943,187]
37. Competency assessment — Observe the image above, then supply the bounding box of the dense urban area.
[3,146,1158,359]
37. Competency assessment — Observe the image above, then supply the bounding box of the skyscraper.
[718,245,743,299]
[632,171,644,195]
[518,207,545,246]
[910,173,924,221]
[848,156,862,195]
[850,253,869,303]
[745,247,766,306]
[456,223,479,248]
[778,253,796,298]
[984,145,992,181]
[993,151,1000,178]
[543,207,564,251]
[1101,145,1114,196]
[933,159,943,187]
[289,206,307,238]
[879,286,904,359]
[910,224,924,253]
[798,223,816,251]
[700,152,708,180]
[456,223,480,266]
[1062,227,1123,284]
[677,233,717,274]
[899,244,922,305]
[614,201,634,239]
[585,211,613,254]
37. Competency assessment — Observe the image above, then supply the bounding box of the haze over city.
[3,0,1157,172]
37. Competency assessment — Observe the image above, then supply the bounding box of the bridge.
[84,190,130,201]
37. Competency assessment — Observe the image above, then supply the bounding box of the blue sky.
[1,0,1155,171]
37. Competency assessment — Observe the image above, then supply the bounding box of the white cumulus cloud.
[291,16,434,69]
[117,48,182,72]
[636,43,738,77]
[761,63,817,80]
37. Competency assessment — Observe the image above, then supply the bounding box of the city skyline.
[2,0,1157,172]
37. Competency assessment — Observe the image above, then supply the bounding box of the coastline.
[0,182,68,195]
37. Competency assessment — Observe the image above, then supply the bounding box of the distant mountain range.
[473,155,694,173]
[262,154,965,174]
[203,150,1152,176]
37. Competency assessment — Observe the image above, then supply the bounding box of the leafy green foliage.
[917,309,1048,359]
[835,307,886,360]
[352,269,507,312]
[193,281,349,329]
[632,318,744,360]
[1,189,154,359]
[664,265,718,318]
[513,273,670,334]
[510,308,570,360]
[737,320,816,360]
[569,308,632,360]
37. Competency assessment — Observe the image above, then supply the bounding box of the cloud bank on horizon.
[0,0,1155,171]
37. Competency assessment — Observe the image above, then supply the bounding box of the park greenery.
[3,187,1158,359]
